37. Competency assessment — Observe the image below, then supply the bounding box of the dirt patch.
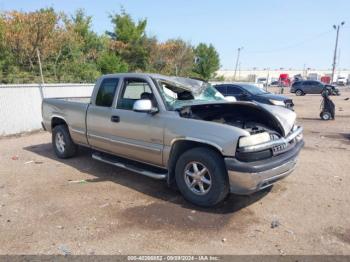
[118,194,263,233]
[323,133,350,141]
[327,227,350,245]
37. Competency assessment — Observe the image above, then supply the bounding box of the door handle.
[111,115,120,123]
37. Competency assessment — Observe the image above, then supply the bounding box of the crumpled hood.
[259,103,296,135]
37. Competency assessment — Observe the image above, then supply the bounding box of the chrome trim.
[92,153,167,180]
[227,158,297,194]
[88,133,162,154]
[238,126,303,153]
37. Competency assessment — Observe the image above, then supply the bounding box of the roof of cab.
[99,73,206,91]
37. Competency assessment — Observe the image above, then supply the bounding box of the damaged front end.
[179,101,302,158]
[179,101,304,194]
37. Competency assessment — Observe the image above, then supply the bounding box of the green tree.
[107,9,150,71]
[97,51,128,74]
[193,43,220,80]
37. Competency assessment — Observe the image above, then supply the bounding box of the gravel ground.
[0,89,350,255]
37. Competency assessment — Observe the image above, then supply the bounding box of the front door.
[86,77,164,166]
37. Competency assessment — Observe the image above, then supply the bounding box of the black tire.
[52,125,78,158]
[295,89,304,96]
[175,147,229,207]
[320,112,331,121]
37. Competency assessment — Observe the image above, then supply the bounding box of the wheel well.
[167,140,222,186]
[51,117,67,129]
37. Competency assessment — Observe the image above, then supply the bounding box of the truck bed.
[47,97,91,103]
[42,97,91,146]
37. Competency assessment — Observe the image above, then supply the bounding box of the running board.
[92,153,167,180]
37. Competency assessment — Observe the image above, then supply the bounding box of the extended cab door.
[86,76,164,166]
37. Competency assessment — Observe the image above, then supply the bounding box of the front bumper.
[225,139,304,194]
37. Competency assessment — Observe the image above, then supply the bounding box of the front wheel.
[175,147,229,207]
[52,125,78,158]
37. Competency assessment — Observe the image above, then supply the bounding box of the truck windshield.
[155,79,226,110]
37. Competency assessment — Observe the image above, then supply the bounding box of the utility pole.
[36,48,44,100]
[331,21,345,83]
[233,47,243,81]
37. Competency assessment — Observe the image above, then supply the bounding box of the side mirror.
[133,99,158,114]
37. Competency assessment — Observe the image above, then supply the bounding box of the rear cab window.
[95,78,119,107]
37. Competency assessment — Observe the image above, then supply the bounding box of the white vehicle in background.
[256,77,268,87]
[336,76,347,86]
[307,73,320,81]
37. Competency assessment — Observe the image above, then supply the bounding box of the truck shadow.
[24,143,270,216]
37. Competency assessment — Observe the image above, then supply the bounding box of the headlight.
[269,99,285,106]
[238,132,270,147]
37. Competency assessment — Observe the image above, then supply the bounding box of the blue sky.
[1,0,349,69]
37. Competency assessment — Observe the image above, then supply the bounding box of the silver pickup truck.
[42,73,304,207]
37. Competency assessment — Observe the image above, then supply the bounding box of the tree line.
[0,8,222,84]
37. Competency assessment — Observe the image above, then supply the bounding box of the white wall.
[0,83,94,136]
[217,69,350,82]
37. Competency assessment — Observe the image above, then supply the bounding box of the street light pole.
[331,21,345,83]
[233,47,243,81]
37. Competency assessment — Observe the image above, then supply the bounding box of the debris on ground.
[187,215,195,221]
[334,176,343,181]
[68,179,87,184]
[58,244,71,255]
[271,220,280,229]
[11,156,19,160]
[24,160,43,165]
[222,238,227,243]
[99,203,109,208]
[56,225,64,229]
[285,229,294,235]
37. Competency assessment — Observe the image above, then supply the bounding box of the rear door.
[302,81,312,93]
[86,77,121,153]
[313,81,324,94]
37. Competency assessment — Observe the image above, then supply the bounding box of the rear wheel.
[320,112,331,121]
[52,125,78,158]
[295,89,304,96]
[175,147,229,207]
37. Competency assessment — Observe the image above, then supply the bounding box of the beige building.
[216,69,350,82]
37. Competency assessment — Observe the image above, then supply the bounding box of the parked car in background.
[279,74,291,87]
[42,73,304,207]
[291,80,340,96]
[256,77,268,87]
[337,76,347,86]
[321,76,331,84]
[269,80,280,87]
[214,83,294,110]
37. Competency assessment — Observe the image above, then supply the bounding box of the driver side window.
[117,78,154,110]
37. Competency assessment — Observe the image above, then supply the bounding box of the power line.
[245,30,333,54]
